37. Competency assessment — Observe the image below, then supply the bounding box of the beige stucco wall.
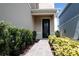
[33,15,54,39]
[0,3,33,30]
[30,3,39,9]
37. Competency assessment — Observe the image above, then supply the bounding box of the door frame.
[42,19,50,38]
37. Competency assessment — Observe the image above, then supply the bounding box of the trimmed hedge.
[32,31,37,42]
[48,35,79,56]
[0,21,33,56]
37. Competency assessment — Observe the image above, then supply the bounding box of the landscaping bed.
[48,35,79,56]
[0,21,36,56]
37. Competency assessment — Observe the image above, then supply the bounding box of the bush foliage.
[55,30,60,37]
[32,31,37,42]
[0,21,33,56]
[48,35,79,56]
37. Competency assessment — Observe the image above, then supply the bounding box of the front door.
[42,19,50,38]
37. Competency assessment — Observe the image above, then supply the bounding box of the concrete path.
[24,40,53,56]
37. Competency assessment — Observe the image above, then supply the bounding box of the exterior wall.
[74,18,79,40]
[30,3,39,9]
[39,3,54,9]
[33,15,54,39]
[0,3,55,39]
[0,3,33,30]
[59,3,79,39]
[59,15,79,38]
[59,3,79,26]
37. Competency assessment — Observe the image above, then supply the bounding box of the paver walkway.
[24,39,53,56]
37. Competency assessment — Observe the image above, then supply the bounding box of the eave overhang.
[31,9,57,15]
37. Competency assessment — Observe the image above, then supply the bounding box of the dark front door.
[42,19,50,38]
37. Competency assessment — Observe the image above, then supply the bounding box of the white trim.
[32,13,55,15]
[59,14,79,27]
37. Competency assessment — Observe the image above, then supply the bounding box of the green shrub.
[55,30,60,37]
[8,27,21,55]
[32,31,37,42]
[0,21,10,55]
[25,30,33,45]
[48,35,79,56]
[19,29,26,50]
[0,20,33,56]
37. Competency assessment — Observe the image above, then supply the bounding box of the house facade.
[59,3,79,40]
[0,3,56,39]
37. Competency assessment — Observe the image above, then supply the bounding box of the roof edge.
[31,9,57,13]
[58,3,72,18]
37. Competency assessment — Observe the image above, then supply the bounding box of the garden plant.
[48,35,79,56]
[0,21,34,56]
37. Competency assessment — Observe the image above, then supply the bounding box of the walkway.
[24,39,53,56]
